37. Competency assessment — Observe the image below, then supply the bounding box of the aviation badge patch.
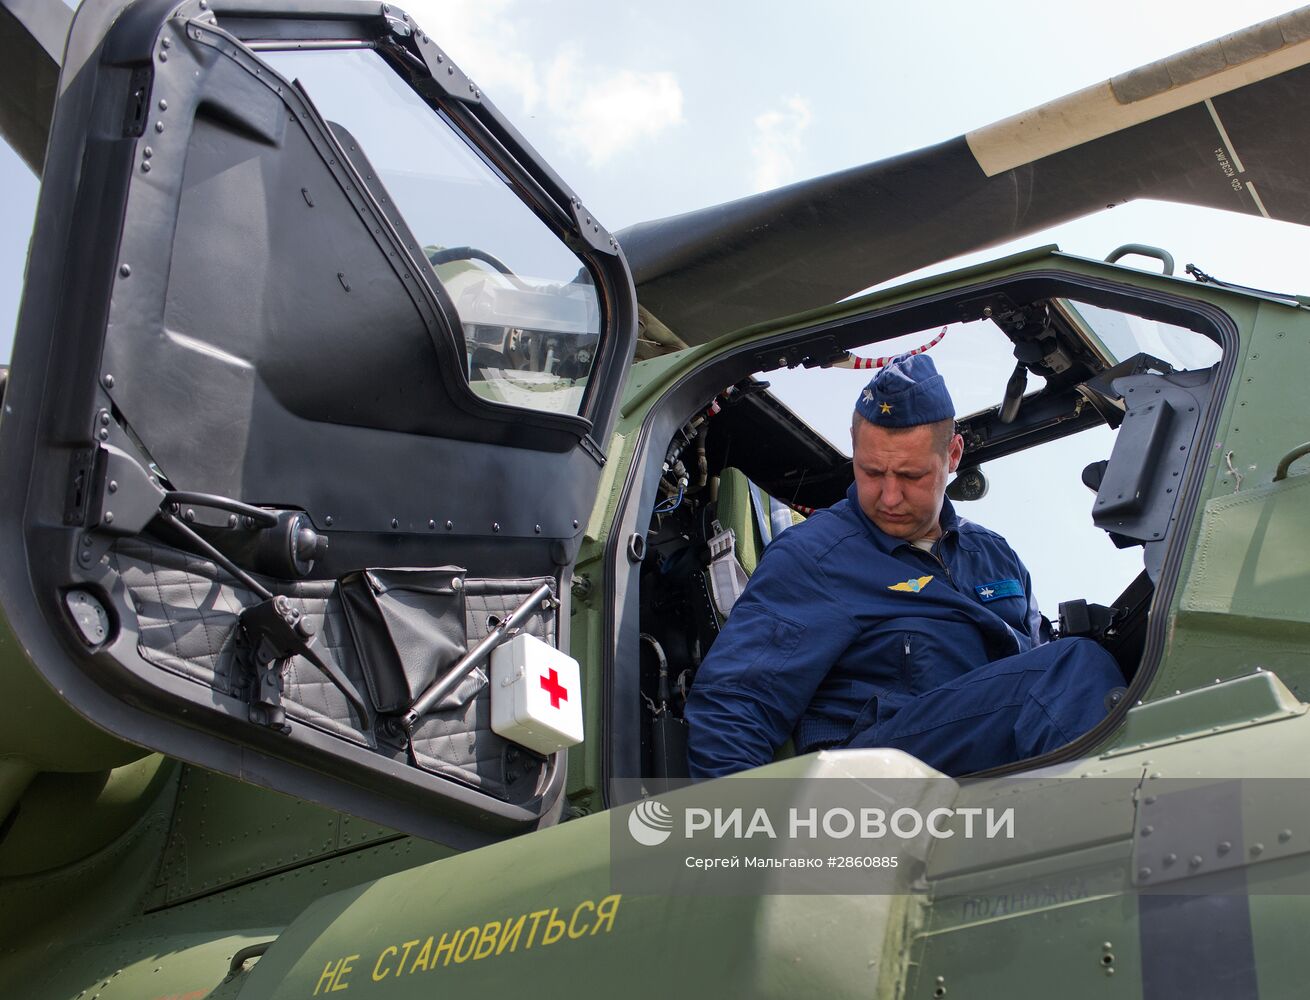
[975,579,1022,602]
[889,575,933,593]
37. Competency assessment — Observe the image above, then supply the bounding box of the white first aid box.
[489,632,584,755]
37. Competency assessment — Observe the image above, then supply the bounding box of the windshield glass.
[1056,299,1222,371]
[261,48,601,416]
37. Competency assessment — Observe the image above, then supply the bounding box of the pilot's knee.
[1051,636,1125,687]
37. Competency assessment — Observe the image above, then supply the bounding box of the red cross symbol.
[540,668,568,709]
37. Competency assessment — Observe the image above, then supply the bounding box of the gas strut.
[397,582,554,734]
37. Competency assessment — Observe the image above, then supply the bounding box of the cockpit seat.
[705,466,805,618]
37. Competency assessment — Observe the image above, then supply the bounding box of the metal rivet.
[100,412,111,426]
[184,508,196,522]
[492,522,501,532]
[143,147,153,158]
[1189,855,1203,868]
[159,99,168,111]
[141,162,151,172]
[1141,825,1153,836]
[156,121,165,133]
[1163,853,1177,867]
[1218,841,1232,855]
[1138,867,1151,880]
[1251,843,1264,857]
[104,512,114,524]
[445,520,454,530]
[119,264,131,277]
[324,515,333,526]
[534,524,542,534]
[97,428,109,441]
[1102,943,1113,951]
[107,480,118,493]
[391,518,399,529]
[159,51,168,61]
[572,519,579,529]
[1105,968,1115,977]
[428,519,436,529]
[1144,795,1156,805]
[161,37,171,49]
[1280,829,1293,843]
[228,514,238,528]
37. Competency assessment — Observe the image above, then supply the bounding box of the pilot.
[684,353,1125,779]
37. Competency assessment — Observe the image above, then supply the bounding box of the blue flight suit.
[684,486,1124,778]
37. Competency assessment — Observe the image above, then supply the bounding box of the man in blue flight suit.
[684,353,1125,779]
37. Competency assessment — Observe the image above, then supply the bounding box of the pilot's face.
[851,419,963,542]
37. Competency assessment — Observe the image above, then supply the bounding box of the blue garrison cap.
[855,353,954,428]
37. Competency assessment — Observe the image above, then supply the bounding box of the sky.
[4,0,1310,612]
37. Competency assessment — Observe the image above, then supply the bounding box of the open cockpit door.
[0,0,635,843]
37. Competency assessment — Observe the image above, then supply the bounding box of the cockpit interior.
[629,270,1228,782]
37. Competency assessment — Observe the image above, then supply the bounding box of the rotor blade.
[621,7,1310,344]
[0,0,72,175]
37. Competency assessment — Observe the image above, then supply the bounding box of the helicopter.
[2,0,1310,997]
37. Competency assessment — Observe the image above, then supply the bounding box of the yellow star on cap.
[879,402,893,414]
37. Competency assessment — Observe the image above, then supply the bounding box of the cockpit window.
[763,287,1229,612]
[261,49,602,416]
[1055,299,1222,371]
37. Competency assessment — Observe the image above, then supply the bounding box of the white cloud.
[544,50,683,166]
[408,2,682,166]
[750,96,813,193]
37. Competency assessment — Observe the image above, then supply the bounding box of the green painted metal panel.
[0,764,179,991]
[909,893,1142,1000]
[1103,672,1306,755]
[147,768,402,907]
[1183,476,1310,624]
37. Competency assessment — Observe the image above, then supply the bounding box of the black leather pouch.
[340,567,468,713]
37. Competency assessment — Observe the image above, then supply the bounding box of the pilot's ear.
[947,433,964,473]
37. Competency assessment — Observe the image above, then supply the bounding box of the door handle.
[1105,244,1175,275]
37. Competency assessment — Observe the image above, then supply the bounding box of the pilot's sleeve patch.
[975,579,1022,602]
